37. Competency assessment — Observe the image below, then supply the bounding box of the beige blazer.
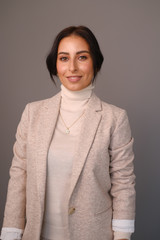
[3,92,135,240]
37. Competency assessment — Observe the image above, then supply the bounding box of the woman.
[1,26,135,240]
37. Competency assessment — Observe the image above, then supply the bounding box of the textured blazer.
[3,92,135,240]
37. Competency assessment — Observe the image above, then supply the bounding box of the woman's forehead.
[58,35,90,53]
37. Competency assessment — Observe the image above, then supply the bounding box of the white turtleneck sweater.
[0,84,134,240]
[41,84,94,240]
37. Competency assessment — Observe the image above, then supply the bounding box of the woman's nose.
[69,59,78,72]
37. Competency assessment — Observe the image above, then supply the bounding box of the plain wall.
[0,1,160,239]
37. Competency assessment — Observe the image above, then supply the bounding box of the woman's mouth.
[66,76,82,82]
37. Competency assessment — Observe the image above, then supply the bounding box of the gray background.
[0,0,160,239]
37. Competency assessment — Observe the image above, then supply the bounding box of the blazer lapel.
[35,93,61,209]
[68,93,102,200]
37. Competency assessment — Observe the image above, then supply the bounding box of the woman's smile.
[66,75,82,82]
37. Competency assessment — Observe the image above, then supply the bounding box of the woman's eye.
[79,55,87,61]
[59,57,68,61]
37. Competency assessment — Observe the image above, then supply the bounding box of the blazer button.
[68,207,76,215]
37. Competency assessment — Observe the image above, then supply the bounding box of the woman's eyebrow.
[76,50,90,54]
[58,50,90,55]
[58,52,69,55]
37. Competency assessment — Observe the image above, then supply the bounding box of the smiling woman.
[1,26,135,240]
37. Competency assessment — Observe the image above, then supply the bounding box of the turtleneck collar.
[60,83,94,112]
[61,84,94,101]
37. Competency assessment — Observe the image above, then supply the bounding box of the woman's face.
[56,35,94,91]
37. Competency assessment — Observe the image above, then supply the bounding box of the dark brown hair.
[46,26,104,83]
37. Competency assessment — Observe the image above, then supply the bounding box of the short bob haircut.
[46,26,104,84]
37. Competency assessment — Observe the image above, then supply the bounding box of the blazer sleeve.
[2,104,29,229]
[109,109,136,220]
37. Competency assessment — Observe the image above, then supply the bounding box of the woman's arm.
[2,104,29,230]
[109,110,136,239]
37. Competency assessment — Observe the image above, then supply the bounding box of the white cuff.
[0,228,23,240]
[112,219,135,233]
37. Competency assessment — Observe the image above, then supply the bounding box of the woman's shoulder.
[93,92,126,114]
[92,93,128,124]
[92,93,125,112]
[27,92,61,110]
[20,92,61,121]
[97,98,129,128]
